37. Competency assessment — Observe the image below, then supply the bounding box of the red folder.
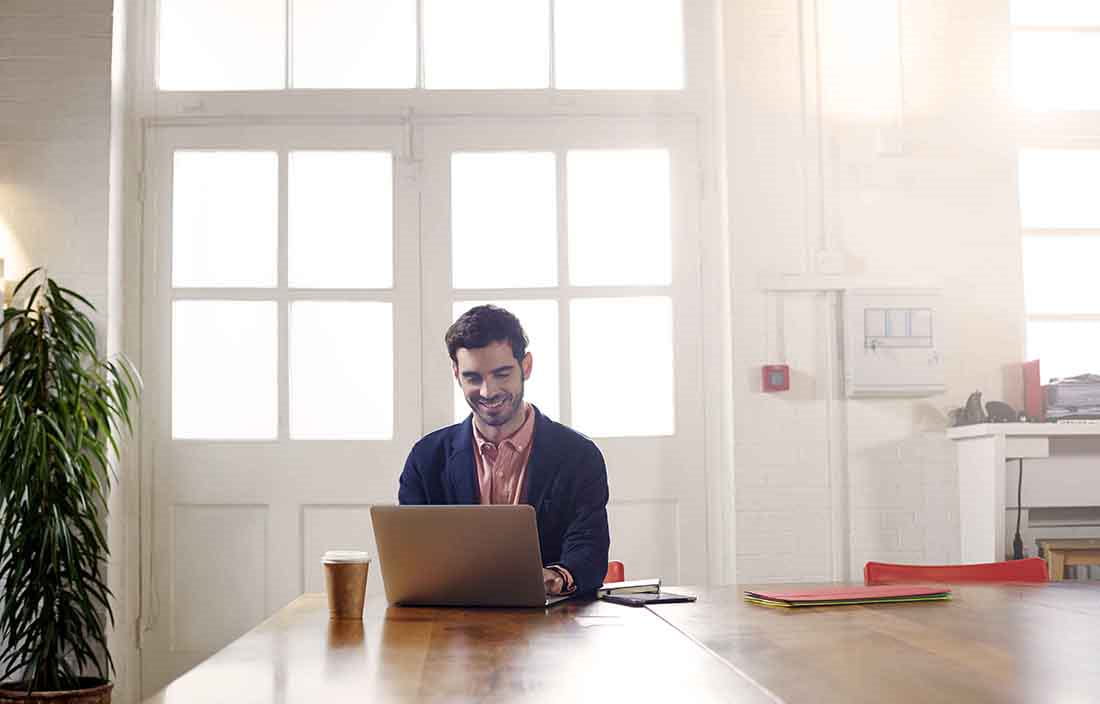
[744,584,951,607]
[1023,359,1044,421]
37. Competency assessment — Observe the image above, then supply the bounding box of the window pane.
[452,300,560,423]
[555,0,684,89]
[1018,149,1100,228]
[423,0,549,88]
[159,0,285,90]
[291,0,416,88]
[173,301,277,439]
[1013,32,1100,110]
[173,151,278,288]
[451,152,558,288]
[570,297,674,437]
[290,302,393,439]
[1012,0,1100,26]
[1023,236,1100,314]
[289,151,393,289]
[568,150,671,286]
[1027,320,1100,382]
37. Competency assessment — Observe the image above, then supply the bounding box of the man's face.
[453,340,532,428]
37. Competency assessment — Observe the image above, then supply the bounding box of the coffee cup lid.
[322,550,371,564]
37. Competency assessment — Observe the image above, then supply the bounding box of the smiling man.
[398,305,610,596]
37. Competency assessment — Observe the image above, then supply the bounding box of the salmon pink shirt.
[472,403,536,505]
[472,403,575,592]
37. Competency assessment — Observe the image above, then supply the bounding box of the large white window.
[1018,149,1100,381]
[157,0,685,91]
[140,3,718,696]
[1012,0,1100,110]
[1014,2,1100,382]
[447,148,677,435]
[167,146,397,441]
[420,127,694,440]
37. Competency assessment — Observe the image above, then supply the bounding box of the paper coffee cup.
[322,550,371,620]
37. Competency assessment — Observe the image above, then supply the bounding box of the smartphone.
[602,592,696,607]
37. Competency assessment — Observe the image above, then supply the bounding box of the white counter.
[948,423,1100,563]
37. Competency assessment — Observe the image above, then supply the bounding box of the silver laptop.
[370,505,574,607]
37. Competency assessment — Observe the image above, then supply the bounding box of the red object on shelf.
[1022,359,1044,421]
[864,558,1049,585]
[762,364,789,392]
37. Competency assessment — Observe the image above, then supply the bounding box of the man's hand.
[542,567,565,595]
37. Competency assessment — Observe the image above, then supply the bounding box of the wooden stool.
[1038,539,1100,581]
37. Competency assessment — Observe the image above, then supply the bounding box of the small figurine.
[962,391,987,425]
[985,401,1017,423]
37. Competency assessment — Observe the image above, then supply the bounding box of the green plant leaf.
[0,273,141,691]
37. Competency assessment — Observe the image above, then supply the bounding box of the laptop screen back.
[370,505,552,607]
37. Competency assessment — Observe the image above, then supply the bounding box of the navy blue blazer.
[398,406,611,594]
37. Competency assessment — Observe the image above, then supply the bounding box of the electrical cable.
[1013,458,1024,560]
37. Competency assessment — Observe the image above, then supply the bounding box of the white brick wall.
[3,1,1026,690]
[0,3,135,703]
[0,0,113,308]
[723,0,1020,584]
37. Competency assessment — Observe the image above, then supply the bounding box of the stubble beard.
[469,380,525,428]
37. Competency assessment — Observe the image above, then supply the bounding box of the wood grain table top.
[650,582,1100,704]
[142,593,774,703]
[144,582,1100,703]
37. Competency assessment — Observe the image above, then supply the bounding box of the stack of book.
[597,578,661,599]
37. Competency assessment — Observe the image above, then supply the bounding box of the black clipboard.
[602,591,696,607]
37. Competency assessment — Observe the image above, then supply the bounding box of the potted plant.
[0,269,140,703]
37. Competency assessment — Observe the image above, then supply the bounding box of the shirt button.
[497,471,504,478]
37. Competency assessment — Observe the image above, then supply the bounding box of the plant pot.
[0,679,111,704]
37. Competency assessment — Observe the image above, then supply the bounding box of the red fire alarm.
[762,364,789,392]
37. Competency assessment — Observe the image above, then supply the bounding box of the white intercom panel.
[843,288,945,398]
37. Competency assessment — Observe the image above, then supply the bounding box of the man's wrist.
[548,565,576,594]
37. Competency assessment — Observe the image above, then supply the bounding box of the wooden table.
[652,583,1100,704]
[144,583,1100,703]
[142,593,774,703]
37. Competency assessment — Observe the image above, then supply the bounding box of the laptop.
[370,504,575,607]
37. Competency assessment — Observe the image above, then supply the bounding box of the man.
[398,305,610,596]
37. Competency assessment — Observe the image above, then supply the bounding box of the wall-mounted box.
[843,288,945,398]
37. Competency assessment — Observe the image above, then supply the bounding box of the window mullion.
[556,147,571,425]
[416,0,426,89]
[285,0,293,89]
[548,0,557,89]
[1022,228,1100,237]
[278,149,290,441]
[1013,25,1100,33]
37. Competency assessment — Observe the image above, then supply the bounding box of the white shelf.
[947,422,1100,440]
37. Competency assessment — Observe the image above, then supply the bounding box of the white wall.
[0,1,112,301]
[0,2,137,701]
[723,0,1025,582]
[0,1,1031,694]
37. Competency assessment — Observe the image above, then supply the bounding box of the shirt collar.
[473,402,533,452]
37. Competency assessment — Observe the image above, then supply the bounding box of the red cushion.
[864,557,1048,585]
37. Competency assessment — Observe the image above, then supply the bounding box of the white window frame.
[1013,3,1100,375]
[1016,139,1100,378]
[418,119,702,434]
[132,0,716,119]
[123,7,737,678]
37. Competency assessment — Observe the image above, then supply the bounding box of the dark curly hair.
[445,305,529,363]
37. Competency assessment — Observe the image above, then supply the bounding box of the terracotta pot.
[0,679,111,704]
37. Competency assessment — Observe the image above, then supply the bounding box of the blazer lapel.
[524,407,559,508]
[445,416,479,504]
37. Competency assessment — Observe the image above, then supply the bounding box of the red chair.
[604,560,625,584]
[864,557,1048,585]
